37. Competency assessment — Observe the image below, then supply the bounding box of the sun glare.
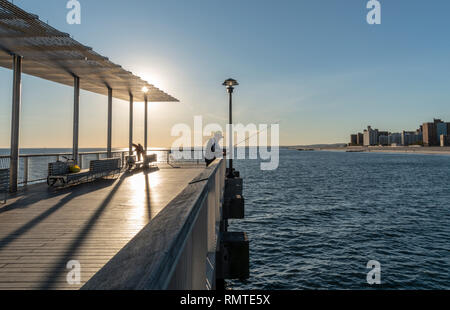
[137,70,167,91]
[124,171,163,229]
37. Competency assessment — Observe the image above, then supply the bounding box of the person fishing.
[205,132,223,167]
[132,143,145,161]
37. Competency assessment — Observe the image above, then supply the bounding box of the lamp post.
[222,78,238,178]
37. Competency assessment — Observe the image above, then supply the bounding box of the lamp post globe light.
[223,78,238,178]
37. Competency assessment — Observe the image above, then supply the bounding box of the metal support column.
[73,76,80,165]
[9,54,22,193]
[144,95,148,155]
[222,79,238,178]
[228,89,233,177]
[107,87,113,158]
[129,93,133,156]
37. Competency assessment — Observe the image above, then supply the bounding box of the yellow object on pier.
[69,165,81,173]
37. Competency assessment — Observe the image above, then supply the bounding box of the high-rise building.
[440,135,450,146]
[350,134,357,145]
[423,119,443,146]
[363,126,378,146]
[437,122,448,141]
[357,133,364,146]
[423,123,434,146]
[378,135,389,146]
[401,130,422,146]
[388,133,402,145]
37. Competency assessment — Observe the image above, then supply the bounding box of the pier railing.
[82,158,226,290]
[0,148,205,185]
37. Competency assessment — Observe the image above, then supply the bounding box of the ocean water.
[230,149,450,289]
[0,148,178,184]
[2,148,448,289]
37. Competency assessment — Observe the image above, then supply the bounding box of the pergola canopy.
[0,0,178,102]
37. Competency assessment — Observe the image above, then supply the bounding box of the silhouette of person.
[132,143,145,161]
[205,132,223,167]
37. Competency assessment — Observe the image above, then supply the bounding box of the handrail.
[82,158,225,290]
[0,150,163,159]
[0,148,206,185]
[0,147,205,159]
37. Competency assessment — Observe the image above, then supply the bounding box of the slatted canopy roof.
[0,0,178,102]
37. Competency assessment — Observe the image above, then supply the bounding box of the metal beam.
[129,93,133,156]
[19,64,120,72]
[0,20,38,36]
[144,95,148,154]
[107,87,113,158]
[73,75,80,165]
[0,13,39,19]
[0,56,87,62]
[9,45,92,52]
[0,1,179,104]
[9,54,22,193]
[0,33,69,38]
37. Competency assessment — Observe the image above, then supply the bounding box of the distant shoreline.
[297,146,450,156]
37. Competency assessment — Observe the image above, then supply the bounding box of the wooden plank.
[82,159,223,290]
[0,167,203,289]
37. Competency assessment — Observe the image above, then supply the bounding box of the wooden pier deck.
[0,166,204,290]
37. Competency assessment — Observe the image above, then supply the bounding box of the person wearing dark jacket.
[132,143,145,161]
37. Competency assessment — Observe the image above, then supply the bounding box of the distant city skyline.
[2,0,450,148]
[349,118,450,147]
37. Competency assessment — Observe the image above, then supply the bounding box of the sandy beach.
[306,146,450,156]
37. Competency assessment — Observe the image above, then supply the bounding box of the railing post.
[23,156,29,186]
[79,154,83,169]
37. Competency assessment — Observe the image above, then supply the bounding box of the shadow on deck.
[0,165,204,289]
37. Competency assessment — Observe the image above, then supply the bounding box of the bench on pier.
[0,168,9,204]
[47,158,121,187]
[126,154,157,171]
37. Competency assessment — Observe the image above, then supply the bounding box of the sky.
[1,0,450,148]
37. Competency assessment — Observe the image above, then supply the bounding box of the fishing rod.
[233,121,280,147]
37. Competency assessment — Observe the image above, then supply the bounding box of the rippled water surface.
[230,149,450,289]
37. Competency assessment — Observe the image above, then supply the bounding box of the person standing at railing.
[205,132,223,167]
[132,143,145,162]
